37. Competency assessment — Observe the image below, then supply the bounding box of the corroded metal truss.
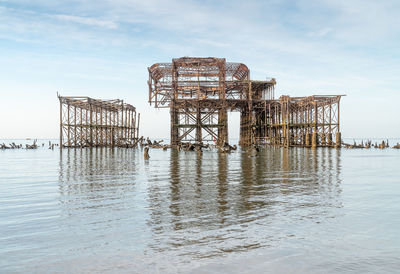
[59,96,140,148]
[148,57,343,147]
[246,95,342,147]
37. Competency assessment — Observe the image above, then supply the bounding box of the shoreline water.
[1,144,400,273]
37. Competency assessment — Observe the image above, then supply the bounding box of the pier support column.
[327,133,333,146]
[196,106,202,144]
[111,128,115,147]
[335,132,342,148]
[217,109,228,146]
[305,132,311,147]
[312,132,317,148]
[321,133,326,146]
[170,105,179,146]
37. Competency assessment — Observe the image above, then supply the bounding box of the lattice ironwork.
[59,96,140,148]
[148,57,343,147]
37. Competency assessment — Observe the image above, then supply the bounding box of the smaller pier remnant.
[58,95,140,148]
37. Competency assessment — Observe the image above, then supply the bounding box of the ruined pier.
[58,96,140,148]
[148,57,343,147]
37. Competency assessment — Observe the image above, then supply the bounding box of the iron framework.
[59,96,140,148]
[148,57,343,147]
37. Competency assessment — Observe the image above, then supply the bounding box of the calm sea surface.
[1,139,400,273]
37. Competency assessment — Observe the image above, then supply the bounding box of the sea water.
[1,139,399,273]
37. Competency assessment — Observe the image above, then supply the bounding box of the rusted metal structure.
[148,57,343,147]
[58,96,140,148]
[246,95,342,147]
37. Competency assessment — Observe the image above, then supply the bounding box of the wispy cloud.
[51,14,118,29]
[307,28,333,37]
[0,0,399,137]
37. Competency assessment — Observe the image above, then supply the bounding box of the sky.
[0,0,399,139]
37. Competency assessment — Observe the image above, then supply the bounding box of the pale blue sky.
[0,0,399,139]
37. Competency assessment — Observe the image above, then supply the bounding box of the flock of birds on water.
[140,137,238,160]
[1,137,400,160]
[0,140,57,150]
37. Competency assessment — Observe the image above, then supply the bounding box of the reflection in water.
[59,148,138,201]
[145,147,342,259]
[5,139,400,273]
[57,148,143,252]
